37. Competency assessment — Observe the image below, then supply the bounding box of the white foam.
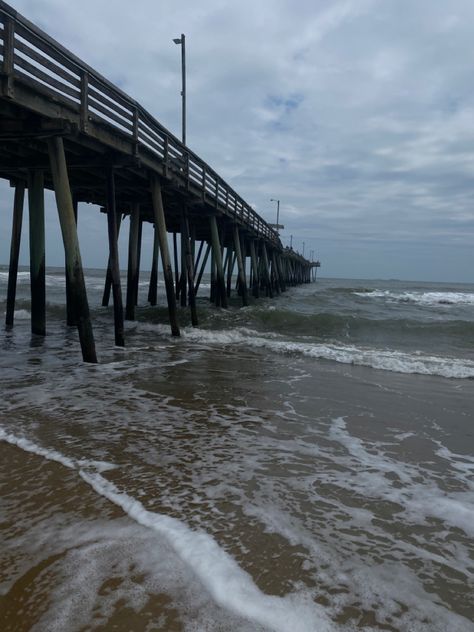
[81,471,333,632]
[0,427,76,470]
[0,427,116,473]
[354,289,474,306]
[0,426,333,632]
[154,324,474,379]
[328,417,474,538]
[0,270,30,281]
[13,308,30,319]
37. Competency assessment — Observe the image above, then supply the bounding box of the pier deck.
[0,1,317,361]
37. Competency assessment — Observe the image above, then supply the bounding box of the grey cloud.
[1,0,473,282]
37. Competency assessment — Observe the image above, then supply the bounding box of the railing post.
[185,153,190,191]
[164,136,169,177]
[132,106,139,155]
[80,70,89,132]
[202,166,206,201]
[2,15,15,98]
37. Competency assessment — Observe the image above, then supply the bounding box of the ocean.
[1,267,473,631]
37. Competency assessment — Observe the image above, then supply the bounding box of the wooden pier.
[0,1,317,362]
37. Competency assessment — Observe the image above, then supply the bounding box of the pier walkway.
[0,1,318,362]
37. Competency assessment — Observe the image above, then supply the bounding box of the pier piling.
[150,176,180,336]
[209,215,227,308]
[126,203,140,321]
[233,224,248,307]
[106,168,125,347]
[148,223,159,306]
[47,137,97,363]
[28,170,46,336]
[5,181,25,328]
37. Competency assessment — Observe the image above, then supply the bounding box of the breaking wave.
[152,324,474,379]
[354,289,474,306]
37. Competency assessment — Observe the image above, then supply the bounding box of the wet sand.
[1,341,473,631]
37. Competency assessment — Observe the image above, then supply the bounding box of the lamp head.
[173,37,182,44]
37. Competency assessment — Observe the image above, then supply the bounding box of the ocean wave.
[13,308,31,320]
[154,325,474,379]
[249,307,474,339]
[0,427,332,632]
[0,271,67,287]
[354,290,474,306]
[0,270,30,281]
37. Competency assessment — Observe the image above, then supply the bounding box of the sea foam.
[354,289,474,306]
[153,324,474,379]
[0,426,334,632]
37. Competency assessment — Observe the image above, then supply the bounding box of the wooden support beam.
[180,215,187,308]
[209,215,227,308]
[5,182,25,328]
[193,240,204,276]
[47,137,97,363]
[181,209,198,326]
[134,218,142,306]
[102,212,122,307]
[271,251,281,295]
[65,196,78,326]
[233,224,248,306]
[148,222,159,306]
[225,246,234,298]
[106,168,125,346]
[195,242,210,296]
[261,243,273,298]
[249,239,259,299]
[173,231,180,299]
[28,170,46,336]
[150,176,180,336]
[126,203,140,320]
[279,256,286,291]
[210,250,216,304]
[190,222,196,260]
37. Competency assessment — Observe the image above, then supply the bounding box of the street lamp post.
[269,198,284,233]
[302,242,305,257]
[173,34,186,145]
[270,198,280,226]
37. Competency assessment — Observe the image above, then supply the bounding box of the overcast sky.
[1,0,474,282]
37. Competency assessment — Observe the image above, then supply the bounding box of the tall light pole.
[302,242,305,258]
[270,198,280,226]
[269,198,284,233]
[173,34,186,145]
[290,234,293,249]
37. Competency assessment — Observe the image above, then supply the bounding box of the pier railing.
[0,0,279,245]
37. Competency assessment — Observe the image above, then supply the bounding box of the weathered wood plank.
[14,38,81,87]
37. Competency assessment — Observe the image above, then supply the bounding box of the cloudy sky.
[1,0,474,282]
